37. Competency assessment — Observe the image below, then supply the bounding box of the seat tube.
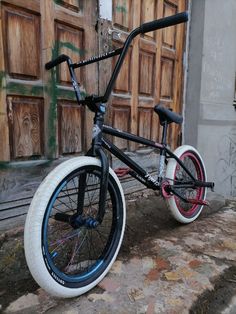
[91,104,106,154]
[158,121,168,180]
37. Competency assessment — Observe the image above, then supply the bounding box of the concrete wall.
[185,0,236,197]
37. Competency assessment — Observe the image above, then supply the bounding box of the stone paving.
[1,196,236,314]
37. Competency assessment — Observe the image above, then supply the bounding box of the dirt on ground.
[0,193,235,313]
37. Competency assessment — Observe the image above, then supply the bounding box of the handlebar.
[139,12,188,34]
[45,54,70,70]
[45,12,188,106]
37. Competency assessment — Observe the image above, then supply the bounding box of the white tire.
[165,145,207,224]
[24,157,126,298]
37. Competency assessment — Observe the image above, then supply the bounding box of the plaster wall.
[99,0,112,20]
[185,0,236,196]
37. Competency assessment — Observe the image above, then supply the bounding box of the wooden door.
[0,0,98,161]
[111,0,186,150]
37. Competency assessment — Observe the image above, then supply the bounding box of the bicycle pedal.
[187,199,209,206]
[114,167,130,177]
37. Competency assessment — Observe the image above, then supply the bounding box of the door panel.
[58,100,84,155]
[55,22,84,85]
[113,0,132,31]
[4,6,40,80]
[7,96,43,159]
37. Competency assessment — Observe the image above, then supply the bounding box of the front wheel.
[165,145,207,224]
[24,157,126,298]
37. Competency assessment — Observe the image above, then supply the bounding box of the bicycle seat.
[154,105,183,125]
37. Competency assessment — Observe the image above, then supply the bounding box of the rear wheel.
[24,157,125,297]
[166,145,207,223]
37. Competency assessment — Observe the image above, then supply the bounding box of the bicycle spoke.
[64,230,88,273]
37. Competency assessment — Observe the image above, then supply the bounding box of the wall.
[185,0,236,197]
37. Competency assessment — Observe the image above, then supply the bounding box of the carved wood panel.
[163,0,177,49]
[141,0,157,39]
[138,108,152,140]
[113,0,132,31]
[55,0,81,12]
[113,47,132,93]
[112,100,131,150]
[56,22,84,85]
[160,57,174,100]
[7,96,43,159]
[139,50,155,96]
[58,101,84,154]
[2,5,40,80]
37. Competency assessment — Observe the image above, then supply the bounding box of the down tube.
[101,138,160,190]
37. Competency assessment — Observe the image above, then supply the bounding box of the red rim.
[174,151,205,218]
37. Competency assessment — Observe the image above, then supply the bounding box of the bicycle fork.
[54,106,109,228]
[82,105,109,225]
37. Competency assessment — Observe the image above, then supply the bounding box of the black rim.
[41,165,123,288]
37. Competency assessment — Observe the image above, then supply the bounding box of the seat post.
[161,121,168,145]
[158,121,168,180]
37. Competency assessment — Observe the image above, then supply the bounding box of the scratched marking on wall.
[216,130,236,196]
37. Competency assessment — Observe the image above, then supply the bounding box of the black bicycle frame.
[45,12,214,224]
[101,125,213,191]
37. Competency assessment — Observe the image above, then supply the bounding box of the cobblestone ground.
[1,194,236,314]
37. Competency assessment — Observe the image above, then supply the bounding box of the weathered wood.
[41,0,57,158]
[129,1,140,151]
[0,5,10,161]
[172,0,186,147]
[159,0,186,148]
[110,0,186,150]
[58,101,84,154]
[1,0,40,12]
[152,0,164,143]
[56,22,84,85]
[7,96,43,159]
[0,0,187,228]
[0,0,98,161]
[55,0,80,13]
[134,1,155,147]
[2,5,41,80]
[113,0,132,31]
[111,100,131,149]
[141,0,156,39]
[55,0,98,152]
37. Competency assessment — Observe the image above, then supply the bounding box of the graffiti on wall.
[216,129,236,196]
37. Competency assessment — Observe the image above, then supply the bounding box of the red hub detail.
[161,180,172,199]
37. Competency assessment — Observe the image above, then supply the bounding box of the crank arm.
[170,187,209,206]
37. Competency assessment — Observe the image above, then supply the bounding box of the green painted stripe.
[116,4,127,14]
[6,82,44,97]
[0,71,6,89]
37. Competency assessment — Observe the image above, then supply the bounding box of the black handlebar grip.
[140,11,188,34]
[45,54,70,70]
